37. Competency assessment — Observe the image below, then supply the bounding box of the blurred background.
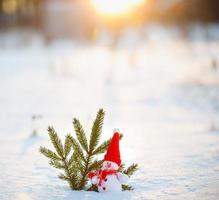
[1,0,219,40]
[0,0,219,200]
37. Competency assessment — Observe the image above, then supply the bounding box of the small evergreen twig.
[120,163,139,191]
[39,108,139,191]
[39,109,109,190]
[39,127,78,189]
[73,118,88,153]
[122,185,134,191]
[123,163,139,177]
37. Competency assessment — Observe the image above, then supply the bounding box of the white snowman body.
[91,161,129,192]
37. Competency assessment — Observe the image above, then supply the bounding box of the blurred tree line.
[159,0,219,23]
[0,0,42,28]
[0,0,219,30]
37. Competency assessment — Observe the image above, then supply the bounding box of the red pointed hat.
[104,130,121,166]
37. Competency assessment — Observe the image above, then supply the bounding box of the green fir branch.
[122,184,134,191]
[89,109,105,153]
[120,163,139,191]
[118,163,125,172]
[93,139,110,155]
[68,136,85,162]
[64,134,72,158]
[68,152,76,166]
[119,133,124,140]
[58,173,69,181]
[73,118,88,152]
[39,147,61,161]
[87,184,98,192]
[49,160,65,169]
[69,153,84,175]
[77,109,106,190]
[40,128,80,190]
[47,126,64,158]
[88,160,103,172]
[123,163,139,177]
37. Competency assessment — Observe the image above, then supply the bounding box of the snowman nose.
[107,163,111,168]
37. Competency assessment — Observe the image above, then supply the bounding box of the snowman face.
[102,161,119,170]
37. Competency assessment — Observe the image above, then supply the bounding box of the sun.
[91,0,144,16]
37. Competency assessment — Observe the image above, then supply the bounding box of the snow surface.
[0,25,219,200]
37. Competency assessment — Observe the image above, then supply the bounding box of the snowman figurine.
[88,130,129,192]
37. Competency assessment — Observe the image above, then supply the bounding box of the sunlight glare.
[91,0,144,16]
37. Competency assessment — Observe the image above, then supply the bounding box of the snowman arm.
[91,175,99,185]
[117,172,129,184]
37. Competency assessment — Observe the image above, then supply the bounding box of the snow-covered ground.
[0,25,219,200]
